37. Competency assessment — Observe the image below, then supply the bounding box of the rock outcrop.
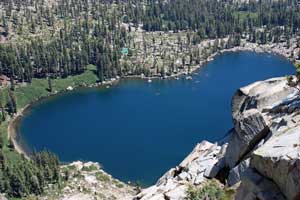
[39,161,136,200]
[251,126,300,200]
[226,77,300,199]
[226,77,295,168]
[136,141,226,200]
[137,77,300,200]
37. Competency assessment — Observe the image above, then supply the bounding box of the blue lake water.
[18,52,295,185]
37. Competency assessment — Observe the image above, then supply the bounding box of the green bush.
[95,172,110,182]
[81,164,98,172]
[186,181,227,200]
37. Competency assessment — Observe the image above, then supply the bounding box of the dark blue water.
[19,52,294,185]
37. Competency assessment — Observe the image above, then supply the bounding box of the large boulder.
[225,77,295,168]
[251,125,300,200]
[232,77,295,115]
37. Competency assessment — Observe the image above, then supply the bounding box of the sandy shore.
[7,104,30,157]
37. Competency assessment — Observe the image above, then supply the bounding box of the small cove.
[17,51,295,186]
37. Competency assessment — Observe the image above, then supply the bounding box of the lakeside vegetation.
[0,64,98,150]
[0,66,99,199]
[0,0,299,199]
[13,64,98,109]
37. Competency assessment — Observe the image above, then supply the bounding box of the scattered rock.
[67,86,74,91]
[41,161,135,200]
[62,193,93,200]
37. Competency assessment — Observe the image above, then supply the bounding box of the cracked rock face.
[251,126,300,200]
[230,77,300,199]
[226,77,295,169]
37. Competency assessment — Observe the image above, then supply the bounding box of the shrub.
[185,181,226,200]
[81,164,98,172]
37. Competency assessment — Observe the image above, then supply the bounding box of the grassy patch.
[186,180,234,200]
[14,65,98,109]
[112,179,124,188]
[95,171,111,182]
[65,164,77,171]
[0,121,10,149]
[82,164,98,172]
[233,11,258,22]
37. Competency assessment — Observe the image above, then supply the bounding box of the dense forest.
[0,149,60,198]
[137,0,300,36]
[0,0,299,84]
[0,0,299,198]
[0,0,128,83]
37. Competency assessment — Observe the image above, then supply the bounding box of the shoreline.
[7,104,31,157]
[6,39,298,162]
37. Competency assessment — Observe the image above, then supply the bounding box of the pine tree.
[48,76,53,92]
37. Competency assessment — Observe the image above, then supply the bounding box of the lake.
[18,51,295,185]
